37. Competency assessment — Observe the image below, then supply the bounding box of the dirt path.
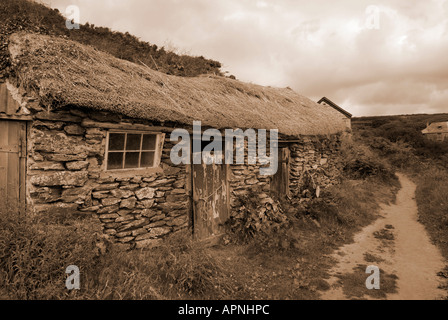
[320,173,447,300]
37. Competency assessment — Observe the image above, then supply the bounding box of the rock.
[61,186,91,202]
[30,171,88,187]
[116,231,132,238]
[97,205,119,214]
[64,124,85,135]
[155,191,165,198]
[118,218,149,232]
[131,228,147,237]
[116,215,134,222]
[70,109,88,118]
[66,161,89,171]
[110,189,134,199]
[148,178,175,187]
[245,178,259,185]
[120,197,136,209]
[30,161,65,171]
[135,227,170,240]
[171,188,185,194]
[94,183,119,191]
[141,209,157,218]
[135,187,156,200]
[149,213,166,222]
[138,200,155,209]
[102,198,121,206]
[99,213,120,219]
[89,111,121,123]
[34,202,79,214]
[117,236,134,243]
[148,220,167,228]
[166,215,188,227]
[45,153,88,161]
[92,191,109,199]
[79,205,102,212]
[157,202,185,212]
[35,111,82,122]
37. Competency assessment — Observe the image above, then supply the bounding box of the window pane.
[142,134,157,150]
[126,134,142,150]
[107,152,124,169]
[141,151,155,167]
[109,133,125,151]
[124,152,140,169]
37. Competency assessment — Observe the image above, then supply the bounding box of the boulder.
[30,171,88,187]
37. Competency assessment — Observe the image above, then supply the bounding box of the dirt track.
[320,173,447,300]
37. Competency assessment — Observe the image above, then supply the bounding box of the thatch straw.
[8,32,346,136]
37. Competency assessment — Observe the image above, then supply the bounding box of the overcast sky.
[43,0,448,116]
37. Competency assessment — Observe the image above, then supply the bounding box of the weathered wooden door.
[271,147,290,199]
[0,120,26,213]
[192,162,229,240]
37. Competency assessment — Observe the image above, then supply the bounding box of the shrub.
[339,139,398,184]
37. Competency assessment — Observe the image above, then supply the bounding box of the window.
[105,131,164,170]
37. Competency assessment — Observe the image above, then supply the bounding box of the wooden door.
[192,162,229,240]
[0,120,26,213]
[271,147,290,199]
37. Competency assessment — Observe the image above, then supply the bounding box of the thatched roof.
[8,32,346,136]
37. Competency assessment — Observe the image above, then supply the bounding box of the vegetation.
[0,0,223,79]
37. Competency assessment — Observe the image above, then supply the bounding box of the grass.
[414,166,448,261]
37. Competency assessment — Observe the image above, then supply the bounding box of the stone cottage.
[422,122,448,142]
[0,32,349,248]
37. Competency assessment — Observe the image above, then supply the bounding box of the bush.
[226,187,288,243]
[339,139,398,184]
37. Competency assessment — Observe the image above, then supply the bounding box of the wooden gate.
[192,162,229,240]
[271,147,290,199]
[0,120,26,213]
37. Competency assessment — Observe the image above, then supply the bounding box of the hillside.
[0,0,223,80]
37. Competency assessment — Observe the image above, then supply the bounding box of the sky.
[43,0,448,116]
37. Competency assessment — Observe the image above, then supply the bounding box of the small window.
[106,131,163,170]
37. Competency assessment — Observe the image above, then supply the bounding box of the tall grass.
[0,207,235,300]
[414,166,448,259]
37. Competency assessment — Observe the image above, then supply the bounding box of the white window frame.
[104,130,165,171]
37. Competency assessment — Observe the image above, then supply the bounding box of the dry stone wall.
[27,107,189,250]
[228,133,344,211]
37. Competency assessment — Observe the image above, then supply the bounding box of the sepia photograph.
[0,0,447,309]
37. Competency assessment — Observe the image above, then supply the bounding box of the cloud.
[45,0,448,116]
